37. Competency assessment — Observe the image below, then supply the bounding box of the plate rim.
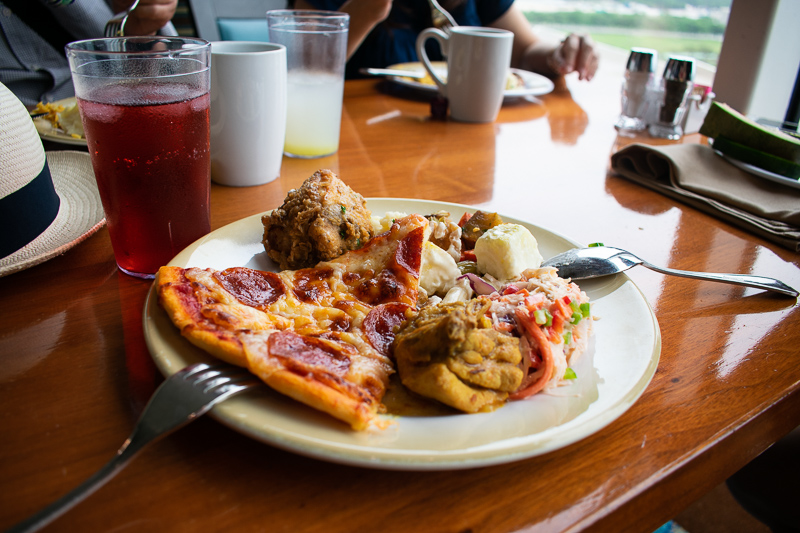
[713,148,800,190]
[143,198,661,470]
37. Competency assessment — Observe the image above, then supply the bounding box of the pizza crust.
[156,214,431,430]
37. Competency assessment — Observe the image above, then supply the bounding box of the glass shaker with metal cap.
[649,56,695,140]
[615,47,657,133]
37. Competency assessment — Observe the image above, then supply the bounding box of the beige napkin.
[610,143,800,251]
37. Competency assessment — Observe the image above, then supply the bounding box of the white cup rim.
[210,41,285,55]
[448,26,513,37]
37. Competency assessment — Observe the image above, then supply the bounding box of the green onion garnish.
[534,308,552,327]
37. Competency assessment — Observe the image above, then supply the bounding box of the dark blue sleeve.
[475,0,515,25]
[306,0,516,78]
[301,0,347,9]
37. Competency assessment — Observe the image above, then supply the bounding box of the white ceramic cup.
[210,41,287,187]
[416,27,513,123]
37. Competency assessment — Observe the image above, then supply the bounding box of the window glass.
[520,0,732,87]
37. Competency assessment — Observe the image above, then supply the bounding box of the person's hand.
[113,0,177,36]
[341,0,392,59]
[548,33,599,81]
[345,0,393,27]
[296,0,391,59]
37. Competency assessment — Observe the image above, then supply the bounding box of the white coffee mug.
[210,41,287,186]
[416,27,513,123]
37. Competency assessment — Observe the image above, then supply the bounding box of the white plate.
[714,149,800,190]
[143,199,660,470]
[386,62,555,100]
[33,97,87,147]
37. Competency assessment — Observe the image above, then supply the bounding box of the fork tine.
[198,371,261,395]
[184,363,262,400]
[427,0,457,31]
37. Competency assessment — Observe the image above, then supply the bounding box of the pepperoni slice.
[214,267,284,308]
[363,303,413,357]
[268,330,351,376]
[293,267,333,304]
[395,225,425,275]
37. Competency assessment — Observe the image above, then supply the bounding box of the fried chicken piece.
[392,298,523,413]
[262,170,374,269]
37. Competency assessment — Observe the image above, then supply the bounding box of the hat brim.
[0,151,105,277]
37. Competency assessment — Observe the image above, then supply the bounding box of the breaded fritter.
[262,169,374,269]
[392,298,523,413]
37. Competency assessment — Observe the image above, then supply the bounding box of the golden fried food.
[392,298,523,413]
[262,169,374,269]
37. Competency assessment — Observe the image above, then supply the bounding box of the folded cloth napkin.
[611,143,800,251]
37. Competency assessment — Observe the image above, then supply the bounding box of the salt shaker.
[615,47,657,133]
[649,56,695,140]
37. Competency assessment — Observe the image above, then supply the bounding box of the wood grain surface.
[2,60,798,533]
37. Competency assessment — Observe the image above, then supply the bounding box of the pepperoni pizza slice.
[157,214,430,430]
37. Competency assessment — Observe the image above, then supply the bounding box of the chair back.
[188,0,287,41]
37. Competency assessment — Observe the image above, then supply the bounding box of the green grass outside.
[587,33,723,65]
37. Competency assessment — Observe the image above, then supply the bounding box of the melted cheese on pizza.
[157,214,430,430]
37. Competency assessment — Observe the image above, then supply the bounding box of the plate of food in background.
[32,97,87,146]
[383,61,555,100]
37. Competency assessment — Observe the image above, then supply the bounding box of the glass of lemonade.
[267,10,349,159]
[67,37,212,279]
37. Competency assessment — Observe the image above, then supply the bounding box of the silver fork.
[8,362,261,533]
[104,0,141,37]
[427,0,457,32]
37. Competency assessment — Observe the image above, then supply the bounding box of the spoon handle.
[638,260,798,297]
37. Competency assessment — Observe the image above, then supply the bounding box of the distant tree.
[618,0,731,7]
[524,12,726,35]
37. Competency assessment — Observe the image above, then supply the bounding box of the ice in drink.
[78,85,211,277]
[284,72,344,158]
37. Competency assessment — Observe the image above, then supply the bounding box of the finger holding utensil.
[108,0,177,36]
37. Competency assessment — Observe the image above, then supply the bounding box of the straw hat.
[0,82,105,277]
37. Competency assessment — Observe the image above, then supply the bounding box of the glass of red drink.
[66,37,212,279]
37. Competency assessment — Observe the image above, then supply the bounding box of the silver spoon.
[541,246,798,297]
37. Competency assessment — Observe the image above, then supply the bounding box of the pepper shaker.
[615,47,657,134]
[649,56,695,140]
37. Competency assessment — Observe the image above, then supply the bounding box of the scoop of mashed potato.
[420,241,461,297]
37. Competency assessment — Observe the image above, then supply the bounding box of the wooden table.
[3,60,799,533]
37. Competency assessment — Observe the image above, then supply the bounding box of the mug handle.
[415,28,449,95]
